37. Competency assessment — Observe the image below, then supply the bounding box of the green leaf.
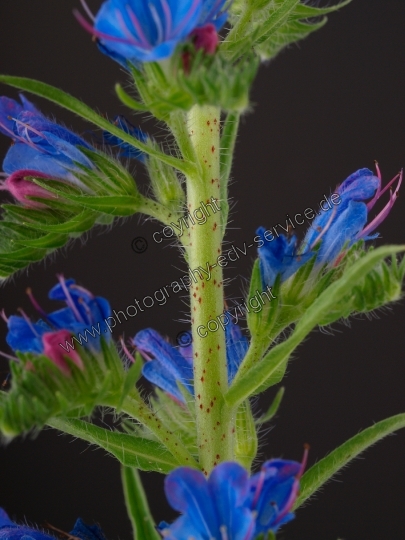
[255,387,285,425]
[48,418,178,474]
[295,413,405,509]
[0,75,194,176]
[121,466,161,540]
[225,245,405,406]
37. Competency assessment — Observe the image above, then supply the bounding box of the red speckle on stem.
[211,145,215,153]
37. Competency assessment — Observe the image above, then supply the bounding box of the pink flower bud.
[0,169,54,208]
[42,330,84,375]
[192,24,219,55]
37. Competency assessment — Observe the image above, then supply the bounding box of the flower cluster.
[2,277,111,375]
[160,449,307,539]
[75,0,229,65]
[0,96,146,207]
[257,166,402,288]
[133,318,249,403]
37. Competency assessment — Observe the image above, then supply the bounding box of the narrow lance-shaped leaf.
[0,76,195,176]
[295,412,405,508]
[48,417,179,474]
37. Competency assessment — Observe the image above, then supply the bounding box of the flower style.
[0,94,94,191]
[159,450,307,540]
[133,319,249,402]
[0,508,105,540]
[258,166,402,288]
[75,0,229,65]
[3,276,111,373]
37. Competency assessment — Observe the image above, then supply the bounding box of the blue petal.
[102,116,147,161]
[15,112,91,150]
[225,322,248,382]
[338,168,379,200]
[6,316,50,354]
[0,509,55,540]
[3,143,80,183]
[142,360,189,402]
[69,519,106,540]
[200,0,229,29]
[0,508,14,529]
[164,467,218,538]
[318,201,367,263]
[134,328,193,387]
[95,0,203,63]
[0,97,24,137]
[209,462,255,540]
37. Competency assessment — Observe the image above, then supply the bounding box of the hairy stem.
[185,105,235,473]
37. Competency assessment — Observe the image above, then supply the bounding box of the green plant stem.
[185,104,234,473]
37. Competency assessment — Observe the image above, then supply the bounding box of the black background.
[0,1,404,539]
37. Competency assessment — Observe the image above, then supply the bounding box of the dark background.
[0,1,404,539]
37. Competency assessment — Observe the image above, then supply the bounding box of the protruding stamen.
[26,287,48,319]
[57,274,85,323]
[79,0,95,22]
[0,351,18,362]
[220,525,229,540]
[298,443,310,479]
[251,468,266,508]
[70,284,95,299]
[74,9,143,47]
[0,309,9,323]
[125,5,152,49]
[309,204,338,251]
[359,169,402,239]
[120,337,136,363]
[159,0,172,38]
[367,168,401,211]
[18,308,40,337]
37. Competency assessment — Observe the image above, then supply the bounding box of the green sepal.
[148,388,197,454]
[115,84,149,112]
[146,141,186,209]
[116,357,144,413]
[295,412,405,509]
[235,400,258,470]
[121,466,161,540]
[47,417,178,474]
[255,387,285,425]
[0,340,126,438]
[128,52,258,119]
[226,0,352,61]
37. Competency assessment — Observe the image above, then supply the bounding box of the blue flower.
[258,166,402,288]
[0,95,39,137]
[159,451,307,539]
[102,116,147,162]
[159,462,255,540]
[4,276,112,358]
[0,508,105,540]
[0,95,94,189]
[248,453,307,536]
[133,319,248,402]
[75,0,229,65]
